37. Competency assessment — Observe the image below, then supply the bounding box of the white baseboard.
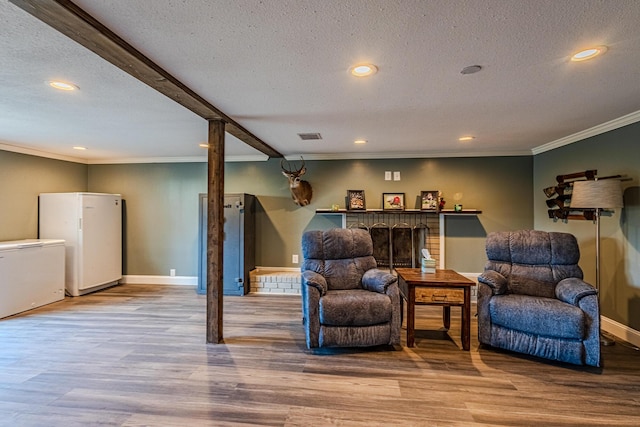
[602,316,640,348]
[460,272,480,302]
[121,275,197,286]
[460,272,480,281]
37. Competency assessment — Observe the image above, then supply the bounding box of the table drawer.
[415,287,464,304]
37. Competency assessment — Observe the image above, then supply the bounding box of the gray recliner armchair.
[301,228,401,349]
[478,230,600,366]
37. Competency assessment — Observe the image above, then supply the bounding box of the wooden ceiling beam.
[10,0,283,159]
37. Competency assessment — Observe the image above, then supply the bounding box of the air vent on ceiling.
[297,133,322,141]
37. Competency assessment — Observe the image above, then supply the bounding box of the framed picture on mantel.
[383,193,405,210]
[420,190,440,211]
[347,190,366,211]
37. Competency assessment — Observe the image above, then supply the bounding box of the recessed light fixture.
[73,146,87,150]
[458,136,475,141]
[48,80,78,91]
[571,46,607,62]
[354,139,367,144]
[349,64,378,77]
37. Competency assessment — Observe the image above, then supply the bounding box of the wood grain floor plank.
[1,284,639,426]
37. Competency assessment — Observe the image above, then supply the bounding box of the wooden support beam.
[10,0,283,159]
[207,119,225,343]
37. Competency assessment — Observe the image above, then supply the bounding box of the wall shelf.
[439,209,483,215]
[315,208,482,215]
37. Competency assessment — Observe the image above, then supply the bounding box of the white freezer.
[0,239,65,319]
[39,192,122,296]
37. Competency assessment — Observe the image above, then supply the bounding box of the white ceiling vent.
[297,133,322,141]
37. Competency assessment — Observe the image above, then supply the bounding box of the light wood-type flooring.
[1,284,639,426]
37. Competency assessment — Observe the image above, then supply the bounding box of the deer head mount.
[281,157,313,206]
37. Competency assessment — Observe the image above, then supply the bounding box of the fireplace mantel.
[315,208,482,215]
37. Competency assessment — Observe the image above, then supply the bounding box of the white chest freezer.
[0,239,65,319]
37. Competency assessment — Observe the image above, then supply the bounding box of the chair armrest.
[362,269,397,293]
[302,270,327,296]
[478,270,508,295]
[555,277,597,306]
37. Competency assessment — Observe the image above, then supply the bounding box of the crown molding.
[225,154,269,162]
[0,144,269,164]
[87,156,206,164]
[0,142,530,163]
[532,109,640,155]
[87,154,269,164]
[284,149,532,161]
[0,141,88,164]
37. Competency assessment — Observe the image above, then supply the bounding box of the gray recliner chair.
[477,230,600,366]
[301,228,401,349]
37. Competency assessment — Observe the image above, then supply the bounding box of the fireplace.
[346,212,440,270]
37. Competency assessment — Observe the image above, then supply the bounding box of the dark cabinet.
[197,193,255,295]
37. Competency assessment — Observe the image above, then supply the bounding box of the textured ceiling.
[2,0,640,163]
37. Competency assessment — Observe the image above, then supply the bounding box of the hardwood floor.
[1,284,639,426]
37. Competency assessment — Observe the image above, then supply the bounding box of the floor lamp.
[570,179,624,346]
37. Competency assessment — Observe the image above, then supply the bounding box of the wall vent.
[297,133,322,140]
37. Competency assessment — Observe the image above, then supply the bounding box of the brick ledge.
[250,267,301,295]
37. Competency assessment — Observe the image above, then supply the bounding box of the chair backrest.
[301,228,377,290]
[485,230,583,297]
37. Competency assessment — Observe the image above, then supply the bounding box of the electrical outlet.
[292,254,299,264]
[170,269,176,277]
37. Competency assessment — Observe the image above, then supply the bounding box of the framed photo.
[420,190,440,211]
[347,190,366,211]
[383,193,405,210]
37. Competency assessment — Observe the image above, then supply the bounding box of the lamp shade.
[570,179,623,209]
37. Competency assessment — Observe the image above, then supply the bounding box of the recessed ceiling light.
[571,46,607,62]
[458,136,475,141]
[350,64,378,77]
[354,139,367,144]
[73,146,87,150]
[48,80,78,91]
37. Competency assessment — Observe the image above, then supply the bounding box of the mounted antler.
[281,157,313,206]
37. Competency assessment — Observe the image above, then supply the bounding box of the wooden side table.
[395,268,475,350]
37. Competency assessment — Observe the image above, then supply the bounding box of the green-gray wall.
[88,163,207,276]
[0,150,533,278]
[5,126,639,333]
[88,156,533,276]
[0,150,87,241]
[533,121,640,330]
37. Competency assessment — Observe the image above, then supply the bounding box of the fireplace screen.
[392,225,413,268]
[348,214,437,271]
[370,224,390,268]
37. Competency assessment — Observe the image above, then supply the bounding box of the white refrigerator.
[39,192,122,296]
